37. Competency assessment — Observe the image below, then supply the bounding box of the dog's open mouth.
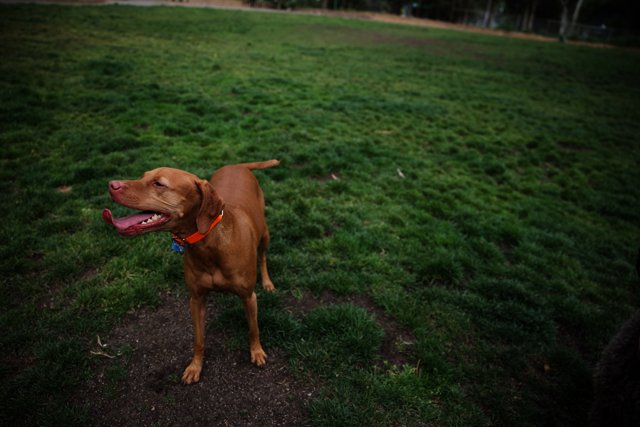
[102,208,171,236]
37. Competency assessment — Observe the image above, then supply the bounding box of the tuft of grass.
[1,3,639,426]
[295,304,384,373]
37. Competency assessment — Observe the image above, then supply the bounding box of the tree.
[482,0,494,27]
[559,0,570,38]
[570,0,586,34]
[522,0,540,31]
[501,0,544,32]
[559,0,587,40]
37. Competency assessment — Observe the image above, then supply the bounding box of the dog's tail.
[238,159,280,170]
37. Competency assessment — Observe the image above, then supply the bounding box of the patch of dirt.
[78,296,314,427]
[285,289,417,367]
[305,23,454,49]
[78,287,418,426]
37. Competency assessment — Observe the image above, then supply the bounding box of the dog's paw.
[251,347,267,366]
[182,362,202,384]
[262,281,276,293]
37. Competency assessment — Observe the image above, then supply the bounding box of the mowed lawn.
[1,4,639,426]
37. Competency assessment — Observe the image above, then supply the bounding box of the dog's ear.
[195,180,224,234]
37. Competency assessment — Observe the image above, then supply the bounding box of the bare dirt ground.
[79,295,315,426]
[78,290,416,426]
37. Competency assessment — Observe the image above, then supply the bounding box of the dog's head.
[102,167,224,237]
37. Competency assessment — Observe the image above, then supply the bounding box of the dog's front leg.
[182,295,206,384]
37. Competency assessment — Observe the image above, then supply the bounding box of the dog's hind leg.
[242,292,267,366]
[258,225,275,292]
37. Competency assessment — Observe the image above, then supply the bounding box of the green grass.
[1,4,640,426]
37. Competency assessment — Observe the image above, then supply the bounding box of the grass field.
[1,4,639,426]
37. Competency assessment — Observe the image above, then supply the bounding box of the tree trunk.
[517,13,524,32]
[483,0,493,28]
[526,0,539,32]
[521,3,530,32]
[449,0,457,22]
[559,0,570,41]
[569,0,585,37]
[490,0,498,28]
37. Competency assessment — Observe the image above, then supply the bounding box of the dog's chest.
[183,255,232,291]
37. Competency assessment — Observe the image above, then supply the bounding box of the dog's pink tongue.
[102,208,149,232]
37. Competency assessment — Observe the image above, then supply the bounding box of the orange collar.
[172,211,224,248]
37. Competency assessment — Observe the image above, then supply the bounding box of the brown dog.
[102,160,279,384]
